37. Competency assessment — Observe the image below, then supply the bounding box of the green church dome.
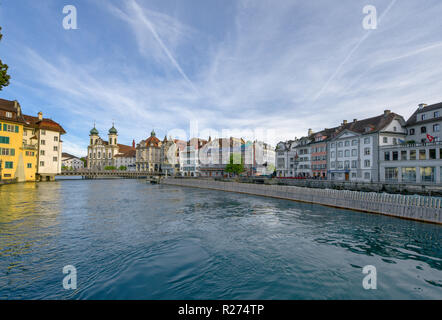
[109,125,118,134]
[90,126,99,135]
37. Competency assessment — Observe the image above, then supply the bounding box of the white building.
[328,111,406,182]
[24,112,65,181]
[179,138,207,177]
[379,102,442,184]
[62,153,84,170]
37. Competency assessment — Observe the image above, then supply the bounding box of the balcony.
[22,143,37,150]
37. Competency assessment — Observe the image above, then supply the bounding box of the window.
[352,140,358,146]
[90,139,93,145]
[364,160,371,167]
[435,111,440,118]
[27,163,32,168]
[393,138,397,145]
[401,150,407,160]
[410,150,416,160]
[53,157,58,162]
[364,172,370,180]
[384,152,390,161]
[352,149,357,156]
[392,151,398,161]
[40,150,45,156]
[0,136,10,144]
[429,149,436,160]
[420,167,435,182]
[331,143,335,148]
[383,137,388,143]
[419,150,426,160]
[330,151,335,158]
[345,150,350,157]
[338,151,343,157]
[54,136,58,142]
[5,161,13,169]
[41,140,46,145]
[330,161,335,169]
[344,160,350,169]
[345,141,350,146]
[433,124,440,132]
[402,168,416,182]
[41,130,46,135]
[385,167,398,181]
[2,124,16,132]
[421,114,426,120]
[351,160,357,168]
[393,126,397,132]
[338,142,343,147]
[337,161,343,169]
[364,148,370,155]
[53,146,58,151]
[421,126,427,133]
[364,137,370,144]
[40,161,45,167]
[409,128,415,135]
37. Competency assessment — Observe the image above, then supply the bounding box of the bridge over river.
[58,170,163,180]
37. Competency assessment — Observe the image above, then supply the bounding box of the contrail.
[312,0,398,102]
[129,0,199,94]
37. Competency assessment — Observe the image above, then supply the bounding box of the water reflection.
[0,180,441,299]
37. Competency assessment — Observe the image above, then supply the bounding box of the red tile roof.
[24,114,66,134]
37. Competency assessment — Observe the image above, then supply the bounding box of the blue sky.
[1,0,442,156]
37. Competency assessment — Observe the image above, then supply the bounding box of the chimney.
[308,128,313,136]
[132,139,135,148]
[38,112,43,120]
[384,109,391,116]
[418,103,427,110]
[342,120,348,125]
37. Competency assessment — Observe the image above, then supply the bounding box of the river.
[0,179,441,299]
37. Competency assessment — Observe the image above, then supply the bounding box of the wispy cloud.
[2,0,442,156]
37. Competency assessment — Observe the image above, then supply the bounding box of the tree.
[225,153,244,176]
[104,166,117,170]
[118,165,127,171]
[0,27,11,91]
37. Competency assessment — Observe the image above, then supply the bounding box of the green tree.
[104,166,117,170]
[225,153,244,176]
[0,27,11,91]
[118,165,127,171]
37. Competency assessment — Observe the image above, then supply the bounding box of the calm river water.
[0,179,441,299]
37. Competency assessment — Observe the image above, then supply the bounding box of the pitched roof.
[333,112,403,137]
[117,144,136,154]
[405,102,442,126]
[23,114,66,134]
[62,152,80,159]
[0,98,27,124]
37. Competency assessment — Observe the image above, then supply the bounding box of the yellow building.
[0,98,37,182]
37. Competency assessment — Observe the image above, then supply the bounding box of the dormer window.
[435,111,440,118]
[421,114,426,121]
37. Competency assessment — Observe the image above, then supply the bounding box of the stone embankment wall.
[162,178,442,225]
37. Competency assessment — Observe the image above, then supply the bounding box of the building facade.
[379,103,442,184]
[62,153,84,170]
[136,130,162,172]
[24,112,66,181]
[328,111,406,182]
[87,125,135,170]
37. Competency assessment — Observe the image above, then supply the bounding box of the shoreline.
[162,178,442,225]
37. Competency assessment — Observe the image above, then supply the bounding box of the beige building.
[136,130,162,172]
[87,124,135,170]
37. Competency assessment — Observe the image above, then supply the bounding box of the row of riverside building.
[0,98,65,182]
[87,128,276,177]
[276,102,442,184]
